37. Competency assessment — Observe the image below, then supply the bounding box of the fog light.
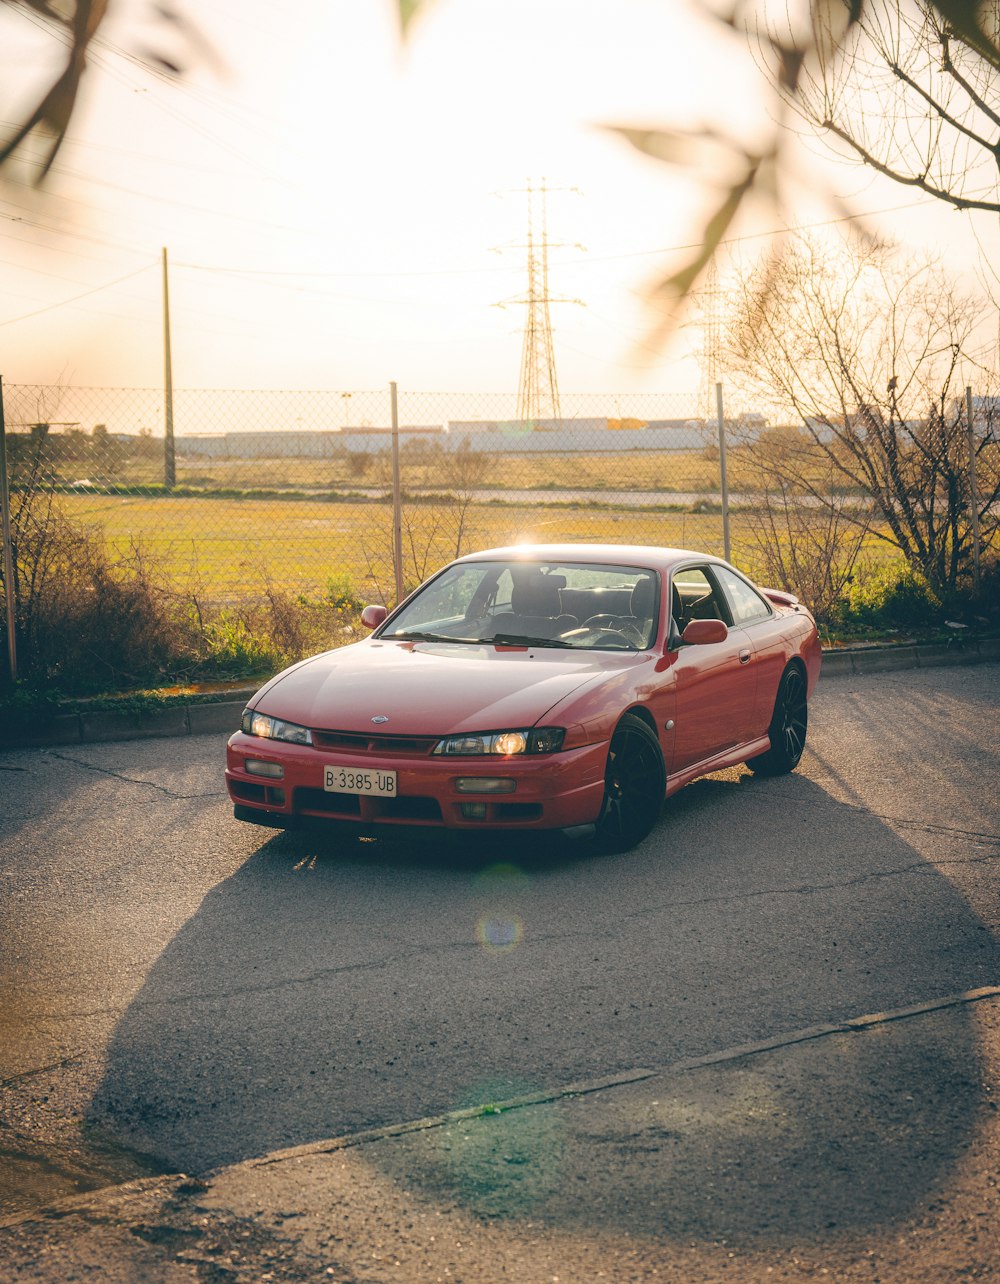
[245,759,284,779]
[460,802,488,819]
[455,778,516,794]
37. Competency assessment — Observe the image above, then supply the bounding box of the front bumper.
[225,732,609,833]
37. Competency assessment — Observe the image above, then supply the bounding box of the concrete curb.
[1,643,997,752]
[233,985,1000,1175]
[820,634,999,677]
[1,688,258,751]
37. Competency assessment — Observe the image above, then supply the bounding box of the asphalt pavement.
[0,651,997,1281]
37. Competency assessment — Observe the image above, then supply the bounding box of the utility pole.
[497,180,582,430]
[965,386,982,594]
[0,376,17,684]
[696,259,722,424]
[390,383,403,607]
[162,246,176,489]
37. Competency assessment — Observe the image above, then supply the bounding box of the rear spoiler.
[763,588,799,608]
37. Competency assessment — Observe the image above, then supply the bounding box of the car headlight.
[432,727,565,756]
[241,709,313,745]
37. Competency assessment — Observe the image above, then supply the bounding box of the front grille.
[311,730,438,756]
[296,787,361,817]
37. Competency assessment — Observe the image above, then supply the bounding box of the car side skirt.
[665,735,773,797]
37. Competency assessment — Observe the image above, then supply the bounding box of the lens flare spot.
[477,914,523,953]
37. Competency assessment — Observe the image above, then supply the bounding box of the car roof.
[451,543,729,573]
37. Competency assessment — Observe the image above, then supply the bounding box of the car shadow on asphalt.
[241,821,597,875]
[85,771,999,1249]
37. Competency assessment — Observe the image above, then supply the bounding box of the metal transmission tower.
[498,180,582,429]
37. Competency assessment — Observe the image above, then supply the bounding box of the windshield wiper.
[384,631,482,644]
[490,633,574,649]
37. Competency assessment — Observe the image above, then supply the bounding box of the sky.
[0,0,996,402]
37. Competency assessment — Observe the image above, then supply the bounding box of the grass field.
[55,491,738,601]
[18,445,727,495]
[21,441,850,498]
[53,486,909,610]
[175,447,728,495]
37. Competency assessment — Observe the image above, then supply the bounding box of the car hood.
[250,639,635,734]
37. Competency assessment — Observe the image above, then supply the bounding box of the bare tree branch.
[726,236,998,594]
[789,1,1000,216]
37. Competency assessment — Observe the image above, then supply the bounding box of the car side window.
[671,567,730,630]
[714,566,773,626]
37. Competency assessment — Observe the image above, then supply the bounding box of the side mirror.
[361,604,388,630]
[681,618,728,645]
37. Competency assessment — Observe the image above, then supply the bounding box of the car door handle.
[739,649,751,664]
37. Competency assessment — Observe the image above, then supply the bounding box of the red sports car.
[226,544,822,851]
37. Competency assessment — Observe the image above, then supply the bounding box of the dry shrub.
[195,570,366,680]
[1,449,190,691]
[26,527,198,691]
[733,430,875,622]
[3,498,369,693]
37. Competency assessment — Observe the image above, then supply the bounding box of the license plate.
[324,765,397,797]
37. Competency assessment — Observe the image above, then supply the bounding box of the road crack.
[686,851,1000,908]
[595,852,1000,921]
[838,805,999,844]
[46,752,225,800]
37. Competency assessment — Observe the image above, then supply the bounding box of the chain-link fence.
[0,384,735,601]
[2,380,995,686]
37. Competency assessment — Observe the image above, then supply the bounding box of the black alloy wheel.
[748,664,808,776]
[595,712,667,853]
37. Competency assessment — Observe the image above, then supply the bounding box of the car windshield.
[380,559,660,651]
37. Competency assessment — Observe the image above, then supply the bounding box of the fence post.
[965,386,982,595]
[0,377,18,684]
[716,381,731,562]
[390,382,404,605]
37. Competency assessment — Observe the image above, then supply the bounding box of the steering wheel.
[583,627,638,650]
[584,615,645,647]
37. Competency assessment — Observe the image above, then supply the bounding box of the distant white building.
[179,431,341,459]
[177,427,444,459]
[174,417,731,458]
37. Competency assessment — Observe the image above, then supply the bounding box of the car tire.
[594,712,667,853]
[747,664,808,776]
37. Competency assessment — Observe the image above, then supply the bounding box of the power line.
[0,205,157,261]
[172,197,940,281]
[0,263,155,328]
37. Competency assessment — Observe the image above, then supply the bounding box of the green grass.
[53,492,742,599]
[53,487,911,603]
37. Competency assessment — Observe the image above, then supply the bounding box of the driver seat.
[491,572,577,639]
[583,576,656,647]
